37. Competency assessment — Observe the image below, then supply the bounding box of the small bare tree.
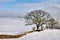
[25,10,50,31]
[48,18,58,29]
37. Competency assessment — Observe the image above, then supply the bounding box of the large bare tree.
[25,10,50,31]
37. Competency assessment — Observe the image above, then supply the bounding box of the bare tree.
[25,10,50,31]
[48,18,58,29]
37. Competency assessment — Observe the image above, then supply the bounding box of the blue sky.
[0,0,60,18]
[0,0,46,10]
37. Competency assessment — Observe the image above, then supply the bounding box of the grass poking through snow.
[0,30,34,39]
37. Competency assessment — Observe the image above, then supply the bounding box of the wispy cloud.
[0,10,27,17]
[0,0,16,2]
[54,4,60,9]
[0,0,60,18]
[12,0,60,18]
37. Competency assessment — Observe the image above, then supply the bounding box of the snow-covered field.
[0,18,60,40]
[1,29,60,40]
[19,29,60,40]
[0,18,34,35]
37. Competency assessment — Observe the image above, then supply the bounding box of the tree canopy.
[25,10,50,31]
[48,18,58,29]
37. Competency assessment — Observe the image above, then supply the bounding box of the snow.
[0,18,34,35]
[18,29,60,40]
[0,18,60,40]
[1,29,60,40]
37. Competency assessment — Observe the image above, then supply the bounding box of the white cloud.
[0,10,27,17]
[0,0,60,18]
[0,0,16,2]
[12,0,60,18]
[54,4,60,9]
[12,2,51,10]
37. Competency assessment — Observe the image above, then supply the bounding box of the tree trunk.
[36,25,39,31]
[41,25,43,31]
[40,24,44,31]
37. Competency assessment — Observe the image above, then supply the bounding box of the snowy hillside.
[19,29,60,40]
[1,29,60,40]
[0,18,60,40]
[0,18,34,35]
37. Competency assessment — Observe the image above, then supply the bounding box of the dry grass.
[0,30,34,39]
